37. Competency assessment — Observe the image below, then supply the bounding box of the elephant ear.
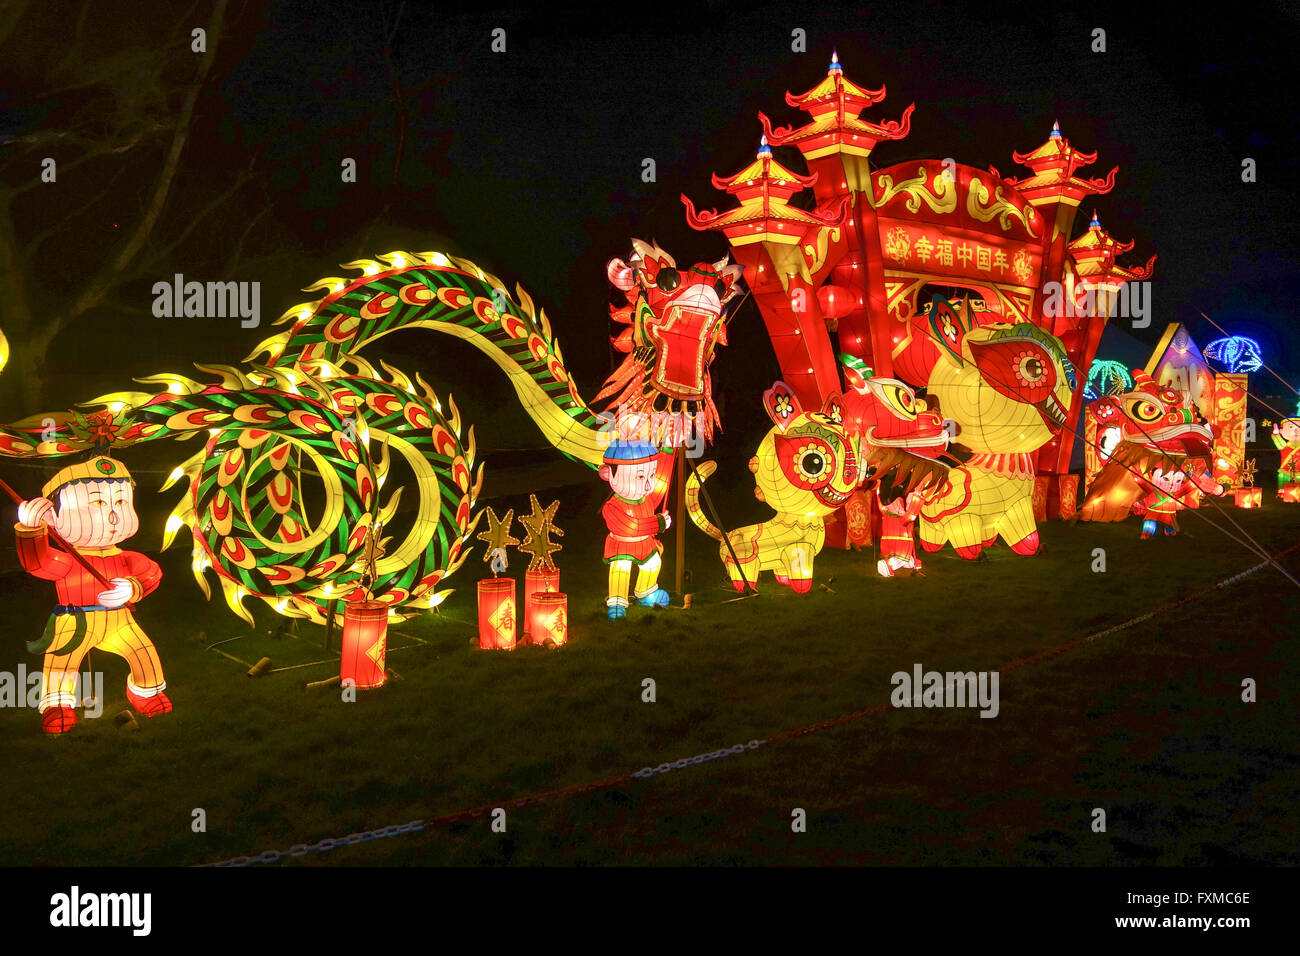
[762,381,802,432]
[928,295,975,366]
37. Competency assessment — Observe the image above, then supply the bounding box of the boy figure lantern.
[1133,467,1193,538]
[599,439,673,620]
[877,488,925,577]
[1272,416,1300,503]
[14,456,170,735]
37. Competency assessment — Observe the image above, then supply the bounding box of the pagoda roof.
[1069,213,1156,280]
[784,51,887,114]
[711,139,818,196]
[762,53,911,158]
[1007,121,1116,198]
[682,189,850,246]
[1068,214,1134,256]
[759,103,913,152]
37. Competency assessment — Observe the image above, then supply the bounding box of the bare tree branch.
[21,166,133,266]
[28,0,229,346]
[131,163,259,278]
[106,0,229,278]
[221,197,274,276]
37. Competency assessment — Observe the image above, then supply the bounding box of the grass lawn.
[1,461,1297,867]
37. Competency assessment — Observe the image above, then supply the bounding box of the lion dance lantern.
[1079,369,1222,522]
[686,382,860,592]
[913,297,1075,559]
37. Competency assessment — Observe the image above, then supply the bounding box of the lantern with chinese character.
[529,592,568,647]
[1058,474,1080,520]
[523,568,560,642]
[474,506,520,650]
[477,577,517,650]
[340,600,388,689]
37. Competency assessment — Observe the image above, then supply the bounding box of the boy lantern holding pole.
[9,456,170,735]
[599,438,674,620]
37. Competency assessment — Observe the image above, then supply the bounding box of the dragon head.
[751,382,861,516]
[598,239,744,446]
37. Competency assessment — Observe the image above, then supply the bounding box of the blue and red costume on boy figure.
[599,439,675,620]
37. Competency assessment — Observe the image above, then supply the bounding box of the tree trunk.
[2,336,51,417]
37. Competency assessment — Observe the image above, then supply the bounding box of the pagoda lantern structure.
[754,51,914,381]
[682,135,851,407]
[1007,121,1118,312]
[688,55,1156,527]
[684,51,909,405]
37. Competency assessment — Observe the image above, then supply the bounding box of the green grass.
[1,476,1297,867]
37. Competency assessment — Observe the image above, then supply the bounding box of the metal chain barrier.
[631,739,765,778]
[202,541,1300,867]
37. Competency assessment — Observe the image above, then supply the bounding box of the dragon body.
[0,245,738,624]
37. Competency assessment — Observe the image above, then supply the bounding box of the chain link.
[201,820,426,867]
[203,540,1300,869]
[631,738,764,779]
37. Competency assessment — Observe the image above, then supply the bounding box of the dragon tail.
[246,250,608,468]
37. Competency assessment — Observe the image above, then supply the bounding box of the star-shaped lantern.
[476,506,520,574]
[517,494,564,572]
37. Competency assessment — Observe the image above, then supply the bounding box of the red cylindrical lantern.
[477,578,517,650]
[1234,487,1261,509]
[529,592,568,647]
[523,568,559,641]
[340,600,389,689]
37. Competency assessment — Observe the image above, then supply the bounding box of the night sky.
[3,0,1298,441]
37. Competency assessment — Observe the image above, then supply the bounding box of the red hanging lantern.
[529,592,568,647]
[523,568,559,642]
[340,600,388,689]
[477,578,517,650]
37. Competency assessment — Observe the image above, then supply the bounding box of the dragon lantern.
[0,244,743,626]
[598,239,743,447]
